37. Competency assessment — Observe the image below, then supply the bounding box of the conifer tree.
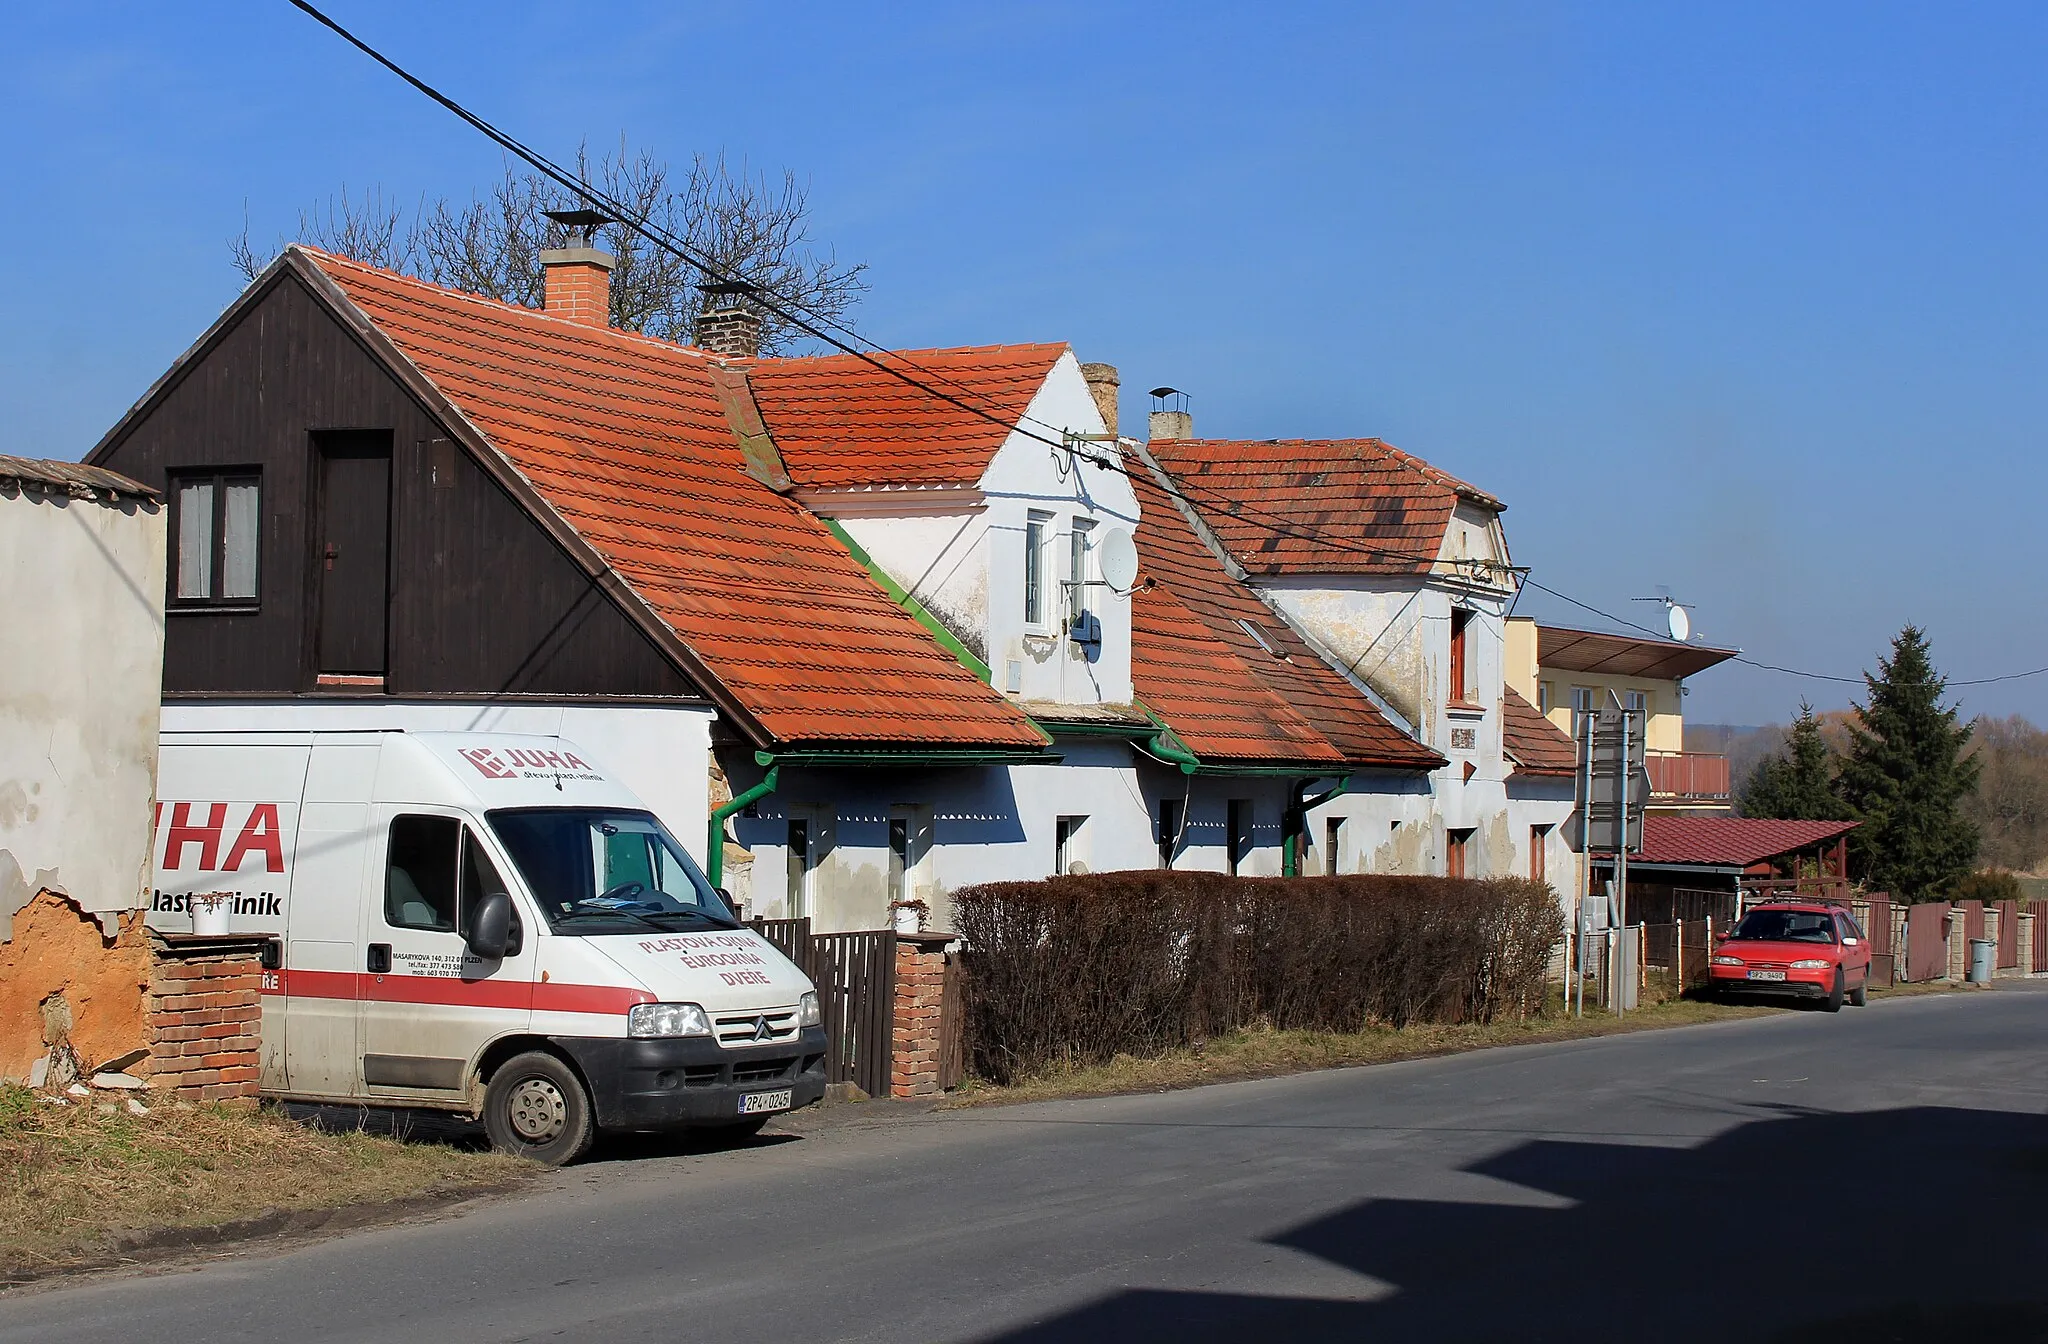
[1837,626,1982,900]
[1739,702,1849,820]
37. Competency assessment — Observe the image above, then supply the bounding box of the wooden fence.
[749,918,898,1100]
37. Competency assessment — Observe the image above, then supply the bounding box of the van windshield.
[488,808,738,935]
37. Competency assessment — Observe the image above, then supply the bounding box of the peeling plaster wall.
[0,489,165,941]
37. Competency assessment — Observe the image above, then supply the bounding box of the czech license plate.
[739,1088,792,1116]
[1747,970,1788,982]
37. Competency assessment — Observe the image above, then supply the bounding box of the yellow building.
[1503,617,1737,810]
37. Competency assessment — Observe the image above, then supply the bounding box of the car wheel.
[483,1051,595,1166]
[1849,976,1867,1007]
[1824,970,1845,1013]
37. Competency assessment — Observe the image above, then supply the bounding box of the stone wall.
[145,934,268,1104]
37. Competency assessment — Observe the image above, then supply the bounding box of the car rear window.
[1730,909,1838,943]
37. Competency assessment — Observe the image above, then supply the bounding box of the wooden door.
[317,436,391,675]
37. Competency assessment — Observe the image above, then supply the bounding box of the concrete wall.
[159,700,714,866]
[1,488,166,939]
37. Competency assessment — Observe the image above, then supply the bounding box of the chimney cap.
[700,279,759,304]
[544,208,615,244]
[1149,386,1190,411]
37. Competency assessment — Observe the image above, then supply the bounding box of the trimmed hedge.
[954,872,1562,1084]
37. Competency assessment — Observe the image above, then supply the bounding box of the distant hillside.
[1694,713,2048,873]
[1685,724,1783,801]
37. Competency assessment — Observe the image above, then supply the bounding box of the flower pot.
[192,897,232,937]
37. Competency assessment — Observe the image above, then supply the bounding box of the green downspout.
[709,763,779,891]
[1282,775,1351,877]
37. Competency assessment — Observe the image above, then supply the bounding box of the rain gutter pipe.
[708,763,779,891]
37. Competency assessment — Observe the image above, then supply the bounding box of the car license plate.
[1747,970,1788,982]
[739,1088,792,1116]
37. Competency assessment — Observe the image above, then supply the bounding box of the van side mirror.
[717,887,739,918]
[468,890,514,960]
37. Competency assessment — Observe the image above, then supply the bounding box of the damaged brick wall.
[0,888,151,1083]
[146,936,266,1104]
[891,934,951,1098]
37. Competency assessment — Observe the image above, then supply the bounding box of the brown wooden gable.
[89,261,705,704]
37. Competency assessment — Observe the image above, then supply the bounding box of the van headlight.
[627,1002,712,1038]
[799,991,821,1028]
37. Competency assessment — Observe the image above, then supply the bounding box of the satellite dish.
[1097,527,1139,590]
[1666,603,1691,642]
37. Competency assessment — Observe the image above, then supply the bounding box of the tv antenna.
[1631,586,1692,642]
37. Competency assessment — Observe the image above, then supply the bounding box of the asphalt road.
[7,986,2047,1343]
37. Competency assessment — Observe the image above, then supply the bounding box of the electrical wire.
[290,0,2048,696]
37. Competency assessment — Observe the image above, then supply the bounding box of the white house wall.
[0,490,166,939]
[830,352,1140,710]
[159,700,714,866]
[732,738,1165,933]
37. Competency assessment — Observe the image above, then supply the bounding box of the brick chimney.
[539,209,616,327]
[697,283,763,359]
[1080,362,1119,437]
[1148,386,1193,441]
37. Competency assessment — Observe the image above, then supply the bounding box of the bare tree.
[233,143,866,355]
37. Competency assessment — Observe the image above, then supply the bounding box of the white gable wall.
[826,353,1139,710]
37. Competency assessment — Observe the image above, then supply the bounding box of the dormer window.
[1067,518,1093,625]
[1024,511,1051,628]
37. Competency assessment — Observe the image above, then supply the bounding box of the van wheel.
[483,1051,594,1166]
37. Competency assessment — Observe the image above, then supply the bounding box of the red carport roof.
[1633,816,1859,867]
[303,249,1043,752]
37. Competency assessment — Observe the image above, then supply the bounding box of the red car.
[1709,901,1874,1011]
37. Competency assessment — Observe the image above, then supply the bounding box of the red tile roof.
[1501,687,1577,776]
[301,249,1043,751]
[1147,438,1501,577]
[1633,816,1859,868]
[743,345,1067,489]
[1129,453,1443,771]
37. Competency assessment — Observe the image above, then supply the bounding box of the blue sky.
[6,2,2040,727]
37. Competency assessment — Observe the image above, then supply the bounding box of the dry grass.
[0,1086,530,1280]
[942,991,1866,1108]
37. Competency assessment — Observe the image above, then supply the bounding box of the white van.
[146,730,826,1164]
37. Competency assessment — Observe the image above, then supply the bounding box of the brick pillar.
[1947,909,1967,982]
[2018,914,2035,977]
[146,933,271,1104]
[890,932,952,1099]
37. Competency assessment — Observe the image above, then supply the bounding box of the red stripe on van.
[278,969,653,1016]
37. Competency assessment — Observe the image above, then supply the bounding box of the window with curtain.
[171,470,261,606]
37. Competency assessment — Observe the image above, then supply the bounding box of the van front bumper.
[555,1027,829,1132]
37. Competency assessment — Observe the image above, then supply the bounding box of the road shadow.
[977,1104,2048,1343]
[279,1102,804,1163]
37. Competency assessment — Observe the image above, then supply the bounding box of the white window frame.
[1024,511,1052,631]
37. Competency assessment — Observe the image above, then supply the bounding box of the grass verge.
[0,1087,531,1283]
[943,982,1950,1109]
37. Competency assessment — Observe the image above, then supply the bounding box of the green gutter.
[822,518,991,682]
[709,764,779,890]
[1283,775,1351,877]
[752,747,1058,769]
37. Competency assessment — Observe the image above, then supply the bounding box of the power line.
[289,1,2048,696]
[1521,579,2048,690]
